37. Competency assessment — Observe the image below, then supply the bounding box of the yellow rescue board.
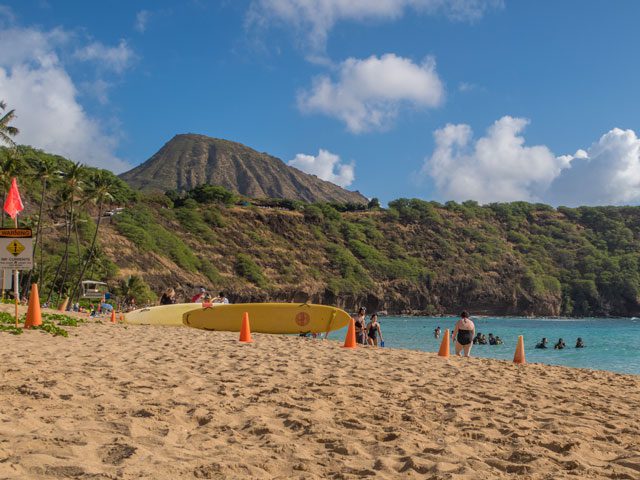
[125,303,215,326]
[183,303,350,334]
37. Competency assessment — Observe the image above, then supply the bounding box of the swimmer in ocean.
[535,337,548,349]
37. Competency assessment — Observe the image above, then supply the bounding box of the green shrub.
[189,184,237,205]
[235,254,267,288]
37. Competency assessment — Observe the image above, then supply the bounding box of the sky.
[1,0,640,206]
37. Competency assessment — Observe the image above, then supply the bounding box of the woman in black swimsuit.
[452,311,475,357]
[354,307,366,345]
[366,313,383,347]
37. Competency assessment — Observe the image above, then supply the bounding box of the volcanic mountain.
[119,134,367,204]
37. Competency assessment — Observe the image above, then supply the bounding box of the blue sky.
[2,1,640,206]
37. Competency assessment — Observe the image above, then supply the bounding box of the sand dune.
[1,318,639,479]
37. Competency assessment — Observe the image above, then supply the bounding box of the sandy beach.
[1,316,639,480]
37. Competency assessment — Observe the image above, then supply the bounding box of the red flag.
[3,178,24,219]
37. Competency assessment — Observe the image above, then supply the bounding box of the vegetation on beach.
[0,311,82,336]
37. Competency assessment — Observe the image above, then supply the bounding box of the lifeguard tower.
[80,280,110,300]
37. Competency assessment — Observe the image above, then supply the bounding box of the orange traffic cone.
[239,312,253,343]
[119,312,124,322]
[25,283,42,328]
[342,317,357,349]
[513,335,526,364]
[111,309,117,324]
[438,328,450,357]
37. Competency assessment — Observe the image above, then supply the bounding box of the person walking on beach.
[366,313,383,347]
[160,288,176,305]
[452,311,475,357]
[354,307,366,345]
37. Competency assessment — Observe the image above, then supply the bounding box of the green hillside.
[3,145,640,317]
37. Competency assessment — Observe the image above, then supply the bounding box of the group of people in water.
[444,311,589,357]
[536,337,585,349]
[434,326,503,345]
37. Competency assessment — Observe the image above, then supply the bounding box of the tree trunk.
[58,201,74,300]
[46,209,70,304]
[70,198,104,301]
[24,178,48,295]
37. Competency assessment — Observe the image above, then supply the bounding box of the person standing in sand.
[452,311,475,357]
[366,313,383,347]
[354,307,367,345]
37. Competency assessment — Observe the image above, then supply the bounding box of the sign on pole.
[0,228,33,270]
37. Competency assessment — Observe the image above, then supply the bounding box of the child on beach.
[452,311,475,357]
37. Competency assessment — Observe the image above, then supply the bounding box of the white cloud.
[135,10,150,33]
[423,116,565,203]
[458,81,477,92]
[0,25,132,173]
[74,39,135,73]
[247,0,503,52]
[288,149,355,187]
[423,116,640,206]
[298,53,444,133]
[547,129,640,206]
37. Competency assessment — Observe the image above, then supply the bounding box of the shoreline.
[2,321,639,479]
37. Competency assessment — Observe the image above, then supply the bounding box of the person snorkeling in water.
[535,337,549,349]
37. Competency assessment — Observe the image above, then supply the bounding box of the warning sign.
[0,228,33,269]
[6,240,25,256]
[0,228,32,238]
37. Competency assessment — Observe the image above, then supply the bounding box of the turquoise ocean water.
[329,316,640,375]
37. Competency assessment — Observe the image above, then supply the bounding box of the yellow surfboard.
[183,303,350,334]
[125,303,215,326]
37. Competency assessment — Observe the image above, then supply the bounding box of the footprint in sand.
[100,443,137,465]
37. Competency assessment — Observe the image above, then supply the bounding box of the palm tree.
[22,156,58,290]
[0,100,19,147]
[46,162,85,303]
[69,171,114,301]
